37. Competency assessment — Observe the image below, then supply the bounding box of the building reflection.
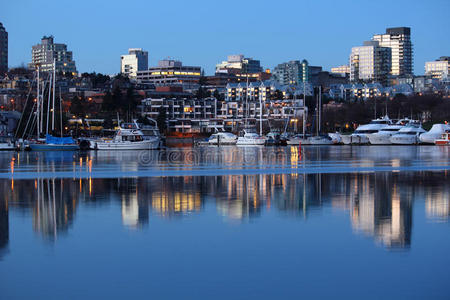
[0,170,448,250]
[0,192,8,259]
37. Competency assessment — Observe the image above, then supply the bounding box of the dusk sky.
[2,0,449,75]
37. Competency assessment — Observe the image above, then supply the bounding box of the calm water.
[0,146,449,299]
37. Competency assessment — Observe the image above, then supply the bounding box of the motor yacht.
[306,135,333,145]
[208,131,238,145]
[368,118,413,145]
[94,124,160,150]
[419,124,450,144]
[328,132,342,144]
[236,129,265,145]
[341,116,392,145]
[390,123,426,145]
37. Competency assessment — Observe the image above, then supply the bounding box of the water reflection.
[0,171,449,255]
[0,146,449,179]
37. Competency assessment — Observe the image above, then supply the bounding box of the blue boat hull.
[29,144,80,151]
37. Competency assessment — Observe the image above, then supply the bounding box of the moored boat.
[390,122,426,145]
[435,130,450,145]
[419,124,450,144]
[95,125,159,150]
[236,129,265,146]
[207,131,238,145]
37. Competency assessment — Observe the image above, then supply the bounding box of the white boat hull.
[368,134,393,145]
[390,135,419,145]
[95,139,160,150]
[341,134,369,144]
[286,138,309,145]
[0,143,15,150]
[208,138,237,145]
[236,138,266,145]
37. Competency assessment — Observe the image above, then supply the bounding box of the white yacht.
[368,119,413,145]
[208,131,238,145]
[236,129,266,145]
[94,123,160,150]
[341,116,392,144]
[286,134,310,145]
[328,132,342,144]
[390,123,426,145]
[419,124,450,144]
[307,135,333,145]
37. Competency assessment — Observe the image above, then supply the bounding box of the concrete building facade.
[137,59,201,91]
[29,36,77,74]
[372,27,413,76]
[120,48,148,79]
[425,56,449,82]
[0,23,7,76]
[272,60,310,85]
[350,41,391,85]
[216,55,263,74]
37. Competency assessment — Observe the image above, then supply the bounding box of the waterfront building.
[29,36,77,74]
[140,97,219,133]
[120,48,148,79]
[350,41,391,85]
[272,60,310,85]
[137,59,201,91]
[0,23,7,76]
[372,27,413,76]
[425,57,449,82]
[331,65,350,75]
[216,55,263,75]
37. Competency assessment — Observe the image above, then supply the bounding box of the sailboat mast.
[36,66,40,138]
[319,86,321,134]
[46,73,52,135]
[59,87,63,137]
[303,81,306,137]
[259,91,262,135]
[52,59,56,131]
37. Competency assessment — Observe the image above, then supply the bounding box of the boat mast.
[303,81,306,137]
[59,87,63,137]
[259,91,262,135]
[52,59,56,132]
[46,73,52,135]
[36,65,40,138]
[319,86,321,135]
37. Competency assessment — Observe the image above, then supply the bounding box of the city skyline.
[1,0,449,75]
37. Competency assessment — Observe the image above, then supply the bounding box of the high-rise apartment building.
[0,23,7,76]
[120,48,148,79]
[350,41,391,84]
[425,56,449,82]
[272,60,310,85]
[29,36,77,74]
[372,27,413,76]
[216,55,263,74]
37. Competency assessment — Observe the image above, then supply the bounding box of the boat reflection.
[0,171,449,254]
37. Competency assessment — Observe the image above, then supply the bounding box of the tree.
[102,91,115,112]
[195,87,210,99]
[156,106,167,133]
[70,96,83,116]
[213,90,224,101]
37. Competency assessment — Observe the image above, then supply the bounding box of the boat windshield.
[369,120,390,125]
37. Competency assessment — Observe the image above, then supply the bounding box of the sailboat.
[236,88,266,145]
[306,86,332,145]
[29,62,79,151]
